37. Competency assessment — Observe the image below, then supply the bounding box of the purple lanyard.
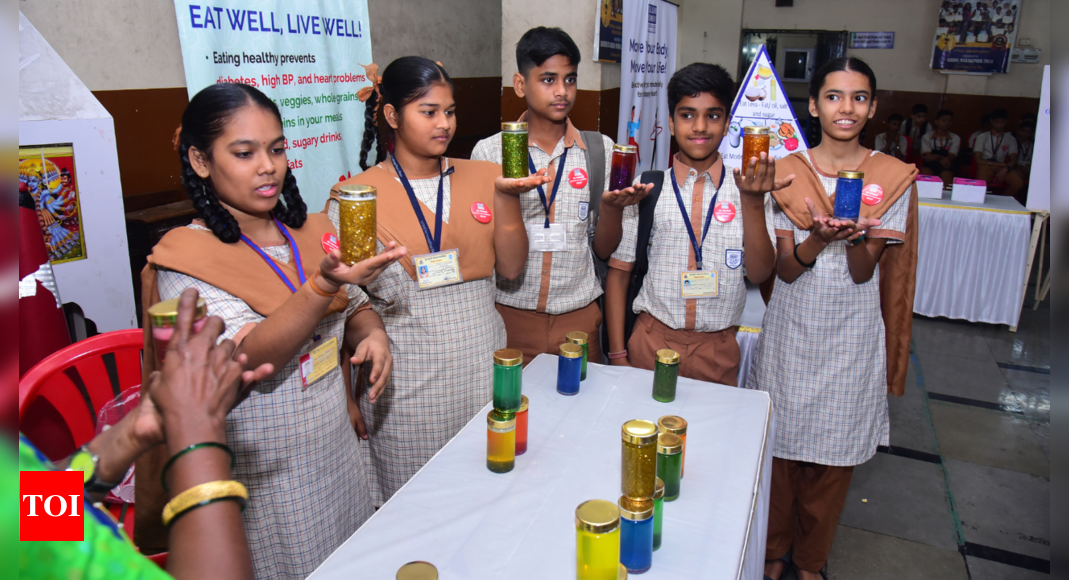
[240,217,307,293]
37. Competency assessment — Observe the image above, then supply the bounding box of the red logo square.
[20,471,84,541]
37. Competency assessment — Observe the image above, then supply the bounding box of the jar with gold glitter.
[620,419,658,500]
[337,184,377,265]
[501,122,529,179]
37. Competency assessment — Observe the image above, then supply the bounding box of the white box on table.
[915,175,944,199]
[951,177,986,204]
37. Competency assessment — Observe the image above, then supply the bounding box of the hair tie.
[172,125,183,152]
[356,63,383,124]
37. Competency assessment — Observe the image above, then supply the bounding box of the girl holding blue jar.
[747,57,918,580]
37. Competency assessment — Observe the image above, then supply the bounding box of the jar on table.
[618,496,655,574]
[515,395,529,456]
[657,416,688,478]
[651,349,680,402]
[656,433,683,501]
[493,348,523,415]
[396,561,438,580]
[501,122,529,179]
[565,331,590,381]
[652,477,665,551]
[486,410,516,473]
[557,343,583,395]
[575,499,621,580]
[620,419,658,500]
[149,297,208,363]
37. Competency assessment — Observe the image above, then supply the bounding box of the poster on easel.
[719,44,808,171]
[18,144,87,264]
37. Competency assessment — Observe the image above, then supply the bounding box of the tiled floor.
[819,299,1050,579]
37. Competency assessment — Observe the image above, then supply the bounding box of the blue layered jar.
[617,496,654,574]
[833,170,864,220]
[557,343,583,395]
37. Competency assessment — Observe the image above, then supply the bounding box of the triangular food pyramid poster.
[719,45,809,170]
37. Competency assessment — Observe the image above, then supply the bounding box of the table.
[915,191,1032,327]
[308,355,774,580]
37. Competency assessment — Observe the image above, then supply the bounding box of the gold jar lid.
[148,297,207,328]
[618,496,655,520]
[655,349,680,365]
[560,343,583,359]
[613,144,638,154]
[654,477,665,500]
[494,348,523,367]
[657,432,683,454]
[337,184,377,201]
[565,331,589,346]
[838,170,864,180]
[502,122,528,132]
[621,419,658,445]
[743,126,771,135]
[619,563,629,579]
[575,499,621,534]
[658,415,687,435]
[518,395,529,413]
[396,561,438,580]
[487,409,516,430]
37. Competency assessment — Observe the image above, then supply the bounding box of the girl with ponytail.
[137,82,406,579]
[326,56,546,505]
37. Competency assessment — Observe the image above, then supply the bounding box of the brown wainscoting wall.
[446,77,504,159]
[501,87,622,137]
[862,89,1040,149]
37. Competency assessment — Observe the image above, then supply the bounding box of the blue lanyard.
[670,165,726,271]
[528,148,569,228]
[240,218,307,293]
[391,156,452,253]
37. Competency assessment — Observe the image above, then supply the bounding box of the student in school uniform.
[603,63,786,386]
[873,113,907,160]
[901,103,933,163]
[749,57,919,580]
[471,27,650,366]
[921,109,962,186]
[973,107,1023,197]
[326,57,546,505]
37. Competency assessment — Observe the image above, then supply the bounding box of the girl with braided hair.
[136,82,406,579]
[325,56,546,505]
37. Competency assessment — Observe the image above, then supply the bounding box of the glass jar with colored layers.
[657,416,688,478]
[396,561,438,580]
[149,297,208,363]
[575,499,621,580]
[742,126,771,170]
[557,343,583,395]
[337,184,377,265]
[618,496,655,574]
[486,410,516,473]
[620,419,658,500]
[651,349,680,402]
[652,478,665,551]
[834,170,864,220]
[493,348,523,414]
[565,331,590,381]
[515,395,529,455]
[610,144,638,191]
[501,122,529,179]
[656,433,683,501]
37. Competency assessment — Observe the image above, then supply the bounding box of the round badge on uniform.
[568,167,588,189]
[713,201,736,223]
[862,184,884,206]
[321,232,340,254]
[471,201,492,223]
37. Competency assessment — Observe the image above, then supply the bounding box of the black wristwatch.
[68,445,122,494]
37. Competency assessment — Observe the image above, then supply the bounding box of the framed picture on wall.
[19,144,87,264]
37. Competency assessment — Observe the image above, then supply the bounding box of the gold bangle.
[162,480,248,527]
[308,270,339,297]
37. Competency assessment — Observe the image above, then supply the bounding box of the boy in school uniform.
[472,27,649,365]
[874,113,908,160]
[973,107,1022,198]
[603,63,787,386]
[920,109,962,187]
[902,103,933,163]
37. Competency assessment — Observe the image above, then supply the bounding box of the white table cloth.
[914,191,1032,327]
[309,354,774,580]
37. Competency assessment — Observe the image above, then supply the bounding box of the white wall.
[741,0,1050,97]
[676,0,744,76]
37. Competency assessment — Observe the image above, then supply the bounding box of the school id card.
[680,270,719,299]
[414,249,463,290]
[527,223,568,252]
[299,336,339,389]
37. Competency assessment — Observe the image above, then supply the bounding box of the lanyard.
[528,148,569,228]
[670,165,726,271]
[240,217,307,294]
[987,133,1005,160]
[933,135,951,152]
[391,155,453,254]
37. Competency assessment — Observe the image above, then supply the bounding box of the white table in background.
[308,355,774,580]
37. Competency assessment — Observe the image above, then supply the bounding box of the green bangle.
[847,233,867,247]
[161,442,236,492]
[165,495,247,528]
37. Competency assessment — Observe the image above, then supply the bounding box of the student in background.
[471,27,650,366]
[604,63,783,386]
[1011,120,1035,199]
[921,109,961,186]
[901,103,933,163]
[874,113,907,160]
[973,107,1022,197]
